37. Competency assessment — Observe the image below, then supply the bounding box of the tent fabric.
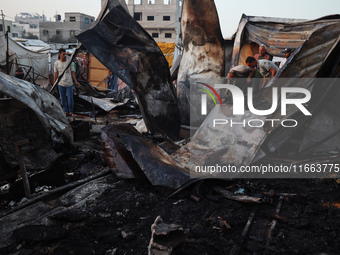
[0,37,50,79]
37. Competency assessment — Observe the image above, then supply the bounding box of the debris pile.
[0,0,340,254]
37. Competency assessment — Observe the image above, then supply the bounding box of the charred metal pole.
[14,139,31,198]
[6,30,9,74]
[1,10,9,74]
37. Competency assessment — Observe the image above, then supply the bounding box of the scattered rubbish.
[121,230,135,240]
[230,206,258,255]
[148,216,185,255]
[213,186,262,203]
[267,197,284,246]
[234,188,245,195]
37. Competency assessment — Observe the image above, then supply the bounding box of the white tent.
[0,37,50,80]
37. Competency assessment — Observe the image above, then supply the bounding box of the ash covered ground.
[0,132,340,255]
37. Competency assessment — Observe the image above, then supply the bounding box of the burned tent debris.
[76,1,180,141]
[2,0,340,253]
[0,72,73,174]
[177,0,225,126]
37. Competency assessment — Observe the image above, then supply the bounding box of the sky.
[1,0,340,38]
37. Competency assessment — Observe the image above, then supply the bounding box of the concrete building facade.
[11,23,25,38]
[128,0,179,43]
[39,13,95,43]
[101,0,181,43]
[14,13,42,38]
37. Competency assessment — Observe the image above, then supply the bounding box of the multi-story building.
[39,13,95,43]
[101,0,181,43]
[11,23,25,38]
[14,13,43,38]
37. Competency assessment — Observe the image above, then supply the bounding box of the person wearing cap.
[279,48,294,69]
[245,56,279,89]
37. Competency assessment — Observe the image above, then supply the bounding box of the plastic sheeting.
[0,37,50,79]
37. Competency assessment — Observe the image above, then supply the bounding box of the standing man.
[279,48,294,69]
[54,48,80,116]
[246,56,279,89]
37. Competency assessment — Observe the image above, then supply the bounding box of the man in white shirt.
[54,48,80,116]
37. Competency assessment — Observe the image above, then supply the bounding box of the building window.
[165,33,172,38]
[70,30,76,36]
[134,0,141,4]
[43,29,49,36]
[147,16,154,21]
[70,16,76,22]
[163,16,170,21]
[164,0,171,4]
[7,26,10,32]
[0,24,3,32]
[85,17,89,24]
[134,12,142,21]
[148,0,155,4]
[152,33,159,38]
[56,29,61,35]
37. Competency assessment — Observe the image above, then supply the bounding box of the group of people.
[227,44,294,93]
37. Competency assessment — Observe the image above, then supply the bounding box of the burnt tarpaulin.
[231,14,340,67]
[101,124,145,179]
[176,0,225,125]
[119,134,191,195]
[101,124,191,195]
[76,3,180,140]
[187,105,267,178]
[0,72,73,171]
